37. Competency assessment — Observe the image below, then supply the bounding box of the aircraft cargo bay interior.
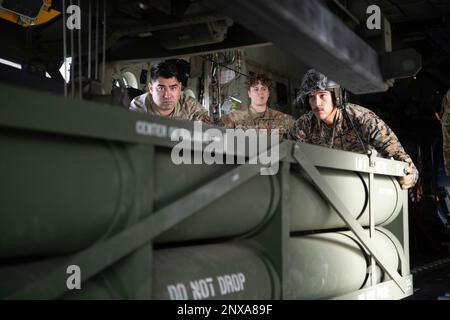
[1,0,450,301]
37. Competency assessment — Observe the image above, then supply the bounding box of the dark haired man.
[130,60,211,122]
[292,69,418,189]
[219,73,295,139]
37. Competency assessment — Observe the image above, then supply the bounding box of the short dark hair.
[246,73,272,90]
[150,61,181,83]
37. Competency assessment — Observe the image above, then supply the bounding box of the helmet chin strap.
[299,69,367,153]
[330,87,367,153]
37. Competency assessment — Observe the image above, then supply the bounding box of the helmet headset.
[297,69,366,152]
[297,69,347,109]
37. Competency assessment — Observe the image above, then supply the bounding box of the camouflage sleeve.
[290,115,310,142]
[129,105,147,113]
[185,97,212,123]
[359,113,407,160]
[359,112,419,187]
[441,89,450,175]
[192,110,212,123]
[217,114,236,129]
[282,114,296,140]
[214,118,226,127]
[129,93,148,113]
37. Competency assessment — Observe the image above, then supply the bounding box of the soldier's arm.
[192,108,212,123]
[194,112,212,123]
[192,100,212,123]
[286,115,296,140]
[361,115,419,189]
[215,116,226,128]
[185,96,212,123]
[441,89,450,175]
[129,93,148,113]
[279,114,296,140]
[217,114,235,128]
[290,116,309,142]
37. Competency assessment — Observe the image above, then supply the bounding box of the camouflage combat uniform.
[130,92,211,123]
[292,103,419,185]
[219,106,295,139]
[441,89,450,175]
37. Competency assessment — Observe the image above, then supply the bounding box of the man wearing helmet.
[292,69,419,189]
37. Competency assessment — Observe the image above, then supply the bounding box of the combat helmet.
[297,69,346,108]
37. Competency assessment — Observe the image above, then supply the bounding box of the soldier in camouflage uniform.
[130,60,211,123]
[441,89,450,175]
[292,69,418,189]
[219,73,295,139]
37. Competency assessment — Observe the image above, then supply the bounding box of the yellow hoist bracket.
[0,0,60,27]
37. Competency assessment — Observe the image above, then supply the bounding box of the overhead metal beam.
[208,0,389,94]
[107,24,267,63]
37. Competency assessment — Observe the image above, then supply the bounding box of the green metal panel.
[287,229,400,299]
[288,143,408,176]
[290,168,402,231]
[152,242,280,300]
[291,144,408,293]
[155,149,279,243]
[333,275,413,300]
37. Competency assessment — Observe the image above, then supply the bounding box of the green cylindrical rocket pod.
[290,168,402,231]
[63,243,153,300]
[152,242,280,300]
[286,229,400,299]
[154,149,280,243]
[0,129,279,256]
[0,129,153,258]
